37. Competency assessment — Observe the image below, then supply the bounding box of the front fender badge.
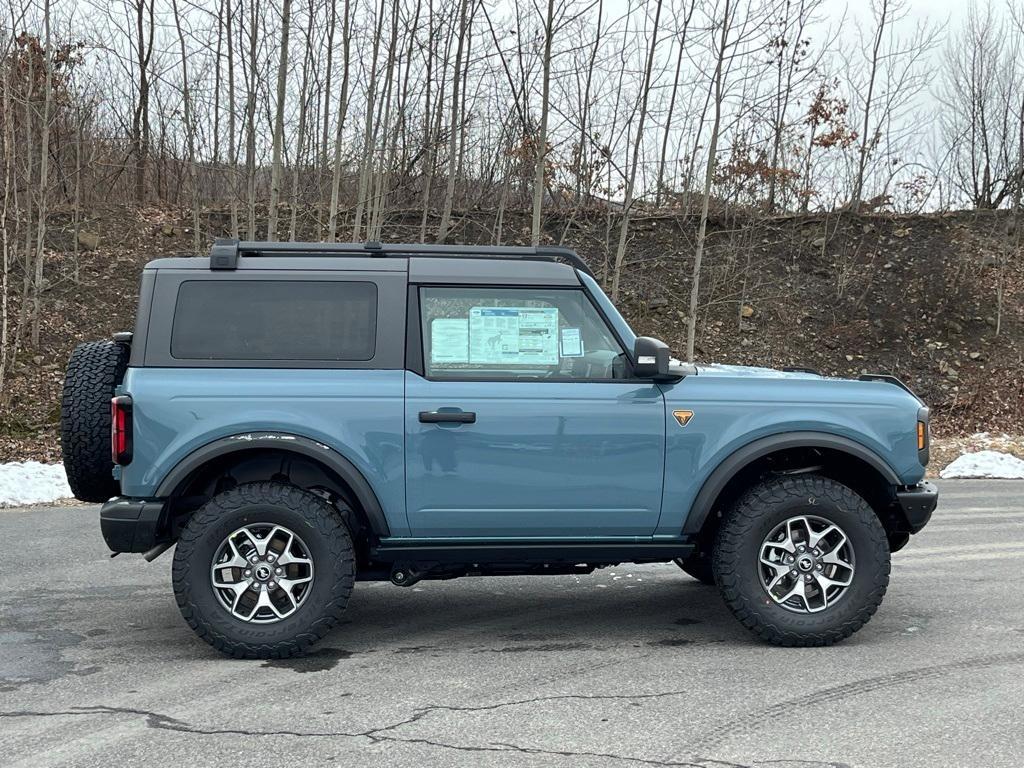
[673,410,694,427]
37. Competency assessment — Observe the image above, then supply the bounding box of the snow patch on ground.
[940,450,1024,480]
[0,462,73,507]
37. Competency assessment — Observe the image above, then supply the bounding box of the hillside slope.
[1,205,1021,462]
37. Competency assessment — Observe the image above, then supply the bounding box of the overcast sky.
[823,0,969,24]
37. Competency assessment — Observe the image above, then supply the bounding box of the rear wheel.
[172,482,355,658]
[60,340,130,502]
[713,474,889,647]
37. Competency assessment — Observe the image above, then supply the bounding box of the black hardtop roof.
[204,238,596,278]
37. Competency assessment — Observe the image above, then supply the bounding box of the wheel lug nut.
[804,575,812,582]
[275,567,282,575]
[244,569,251,577]
[249,554,258,563]
[267,554,276,563]
[790,570,797,576]
[816,564,823,571]
[268,581,277,589]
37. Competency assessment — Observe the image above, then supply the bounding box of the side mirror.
[633,336,672,379]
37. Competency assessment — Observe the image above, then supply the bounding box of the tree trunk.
[656,0,695,206]
[31,0,55,348]
[436,0,469,243]
[531,0,555,246]
[290,6,316,241]
[266,0,293,242]
[851,0,888,212]
[353,0,387,242]
[244,0,259,238]
[610,0,664,301]
[226,1,239,238]
[686,0,731,362]
[172,0,201,254]
[327,0,353,243]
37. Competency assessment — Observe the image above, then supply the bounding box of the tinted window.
[172,280,376,361]
[420,286,627,380]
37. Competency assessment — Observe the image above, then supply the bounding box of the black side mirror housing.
[633,336,672,379]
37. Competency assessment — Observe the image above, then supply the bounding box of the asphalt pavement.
[1,480,1022,768]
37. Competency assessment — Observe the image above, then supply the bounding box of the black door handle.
[419,410,476,424]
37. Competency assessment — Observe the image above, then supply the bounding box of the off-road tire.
[60,340,130,502]
[673,553,715,585]
[172,482,355,659]
[713,474,890,647]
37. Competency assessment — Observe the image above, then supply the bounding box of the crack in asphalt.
[0,699,847,768]
[7,652,1017,763]
[5,652,1020,763]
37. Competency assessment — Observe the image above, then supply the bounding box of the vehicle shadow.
[323,570,748,654]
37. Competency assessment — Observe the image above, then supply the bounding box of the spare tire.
[61,340,130,502]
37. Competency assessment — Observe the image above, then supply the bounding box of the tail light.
[111,395,133,465]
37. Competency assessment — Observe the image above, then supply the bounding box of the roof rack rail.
[206,239,596,278]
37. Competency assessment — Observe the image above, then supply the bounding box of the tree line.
[1,0,1023,385]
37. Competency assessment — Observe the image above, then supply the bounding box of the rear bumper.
[895,481,938,533]
[100,497,168,553]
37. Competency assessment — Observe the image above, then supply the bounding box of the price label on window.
[469,307,558,365]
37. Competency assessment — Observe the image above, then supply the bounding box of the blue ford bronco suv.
[61,240,938,658]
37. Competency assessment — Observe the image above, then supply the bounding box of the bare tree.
[266,0,292,241]
[243,0,259,238]
[326,0,354,242]
[530,0,555,246]
[352,0,387,242]
[289,4,317,240]
[130,0,155,203]
[30,0,54,347]
[939,1,1020,208]
[687,0,733,362]
[655,0,697,206]
[610,0,664,301]
[436,0,469,242]
[172,0,201,253]
[848,0,939,210]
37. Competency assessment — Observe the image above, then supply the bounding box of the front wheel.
[713,474,890,647]
[172,482,355,658]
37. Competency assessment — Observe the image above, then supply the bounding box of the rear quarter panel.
[118,367,409,536]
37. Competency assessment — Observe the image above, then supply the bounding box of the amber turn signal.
[673,410,694,427]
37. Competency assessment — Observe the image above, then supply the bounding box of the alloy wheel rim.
[758,515,855,614]
[210,523,314,623]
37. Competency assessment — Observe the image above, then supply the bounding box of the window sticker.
[469,307,558,365]
[560,327,584,357]
[430,318,469,363]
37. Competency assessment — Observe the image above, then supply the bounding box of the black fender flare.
[681,431,900,535]
[155,433,391,537]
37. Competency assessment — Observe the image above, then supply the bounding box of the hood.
[692,363,924,406]
[695,363,823,380]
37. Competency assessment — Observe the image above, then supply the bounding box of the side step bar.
[370,539,695,565]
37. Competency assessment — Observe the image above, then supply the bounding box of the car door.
[404,284,666,538]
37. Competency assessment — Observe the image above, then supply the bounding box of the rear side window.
[171,280,377,361]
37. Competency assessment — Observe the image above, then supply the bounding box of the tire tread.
[60,340,130,502]
[713,474,890,647]
[172,482,355,659]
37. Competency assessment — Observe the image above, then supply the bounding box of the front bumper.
[100,497,168,553]
[895,481,938,533]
